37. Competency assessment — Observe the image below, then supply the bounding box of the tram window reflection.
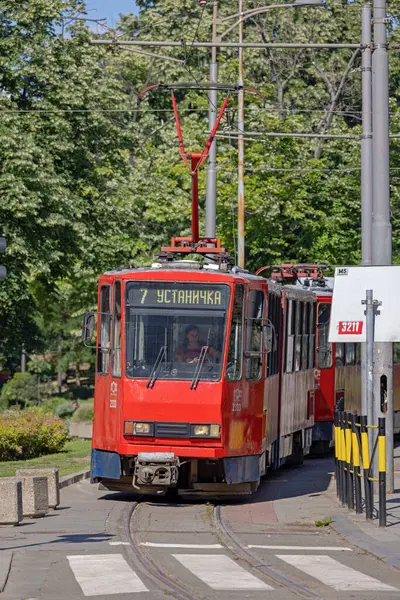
[317,303,332,369]
[226,285,244,382]
[345,343,355,366]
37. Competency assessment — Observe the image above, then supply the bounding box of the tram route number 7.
[338,321,364,335]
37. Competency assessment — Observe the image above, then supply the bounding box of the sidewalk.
[222,444,400,572]
[331,440,400,570]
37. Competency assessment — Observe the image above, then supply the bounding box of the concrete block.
[16,468,60,509]
[17,475,49,518]
[0,478,22,525]
[68,421,93,439]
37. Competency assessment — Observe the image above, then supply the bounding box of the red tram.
[84,260,317,495]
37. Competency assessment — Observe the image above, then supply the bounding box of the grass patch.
[0,438,92,478]
[315,517,334,527]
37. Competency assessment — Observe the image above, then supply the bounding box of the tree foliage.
[1,0,400,364]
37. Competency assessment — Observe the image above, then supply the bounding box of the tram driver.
[175,324,221,364]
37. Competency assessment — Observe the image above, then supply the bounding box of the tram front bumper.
[133,452,179,487]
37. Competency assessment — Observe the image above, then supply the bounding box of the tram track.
[124,499,210,600]
[122,496,328,600]
[213,504,326,600]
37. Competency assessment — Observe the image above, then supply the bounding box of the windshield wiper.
[190,345,209,390]
[146,345,167,389]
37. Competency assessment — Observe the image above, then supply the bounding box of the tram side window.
[309,303,316,369]
[336,343,345,367]
[226,285,244,381]
[394,343,400,364]
[345,343,356,366]
[267,293,281,377]
[302,303,310,370]
[317,303,332,369]
[294,301,303,372]
[356,343,361,365]
[285,299,296,373]
[245,289,264,381]
[98,285,112,375]
[112,281,122,377]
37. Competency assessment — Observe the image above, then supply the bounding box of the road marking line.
[141,542,223,548]
[248,545,352,551]
[172,553,273,590]
[67,554,148,596]
[109,541,130,546]
[276,555,398,591]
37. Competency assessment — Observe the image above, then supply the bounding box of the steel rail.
[125,500,204,600]
[213,505,326,600]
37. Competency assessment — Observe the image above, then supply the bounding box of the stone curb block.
[0,478,22,525]
[17,475,49,519]
[331,514,400,570]
[59,469,91,489]
[16,468,60,509]
[0,551,13,593]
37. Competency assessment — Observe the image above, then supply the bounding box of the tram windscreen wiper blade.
[190,345,209,390]
[146,345,167,389]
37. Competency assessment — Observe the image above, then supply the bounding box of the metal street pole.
[238,0,245,268]
[361,4,373,417]
[206,0,218,239]
[372,0,394,492]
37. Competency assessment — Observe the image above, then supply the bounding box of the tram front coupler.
[133,452,179,488]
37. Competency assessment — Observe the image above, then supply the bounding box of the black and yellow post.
[360,415,373,520]
[346,412,354,510]
[339,411,347,506]
[378,417,386,527]
[352,414,362,514]
[334,411,340,499]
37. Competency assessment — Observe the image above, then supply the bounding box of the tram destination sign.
[328,265,400,343]
[126,282,229,309]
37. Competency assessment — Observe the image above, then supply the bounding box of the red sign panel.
[338,321,364,335]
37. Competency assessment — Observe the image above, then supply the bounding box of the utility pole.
[21,344,26,373]
[360,4,373,417]
[237,0,245,268]
[372,0,393,492]
[206,1,218,239]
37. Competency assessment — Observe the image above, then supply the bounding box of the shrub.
[0,411,68,460]
[0,372,38,409]
[40,396,69,415]
[55,401,75,419]
[70,403,94,423]
[68,386,94,400]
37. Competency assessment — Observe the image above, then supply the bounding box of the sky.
[84,0,138,27]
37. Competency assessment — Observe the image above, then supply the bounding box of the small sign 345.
[338,321,364,335]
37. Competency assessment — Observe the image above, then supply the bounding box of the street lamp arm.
[221,3,297,21]
[219,2,323,40]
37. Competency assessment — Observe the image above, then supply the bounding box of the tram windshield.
[125,282,229,382]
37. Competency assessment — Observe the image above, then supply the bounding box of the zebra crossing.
[66,545,399,596]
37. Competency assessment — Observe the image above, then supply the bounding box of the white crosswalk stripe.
[172,553,273,590]
[276,555,398,592]
[67,554,148,596]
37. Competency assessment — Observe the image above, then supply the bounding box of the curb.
[59,469,91,489]
[0,551,12,593]
[331,514,400,570]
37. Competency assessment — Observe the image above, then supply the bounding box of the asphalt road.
[1,457,400,600]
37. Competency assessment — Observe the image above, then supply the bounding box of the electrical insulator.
[199,0,207,6]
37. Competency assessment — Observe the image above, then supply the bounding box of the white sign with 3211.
[328,265,400,343]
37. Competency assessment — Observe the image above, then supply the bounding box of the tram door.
[95,281,122,446]
[243,287,266,453]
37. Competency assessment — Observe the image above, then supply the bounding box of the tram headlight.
[190,424,220,438]
[124,421,154,436]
